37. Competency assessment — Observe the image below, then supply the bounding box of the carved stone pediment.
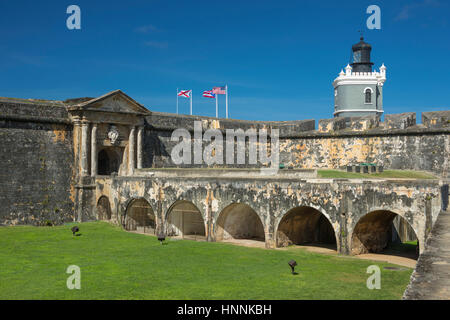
[68,90,150,116]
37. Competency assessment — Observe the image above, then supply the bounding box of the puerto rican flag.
[203,90,215,98]
[177,90,191,98]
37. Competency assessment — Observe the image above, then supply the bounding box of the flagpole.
[215,94,218,118]
[225,84,228,119]
[190,91,193,115]
[176,87,179,114]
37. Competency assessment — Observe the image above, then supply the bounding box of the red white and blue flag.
[177,90,191,98]
[203,90,215,98]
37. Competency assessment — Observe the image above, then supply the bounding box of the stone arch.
[350,209,419,257]
[215,203,265,242]
[275,206,337,249]
[96,196,112,220]
[123,198,156,233]
[166,200,205,238]
[98,148,121,175]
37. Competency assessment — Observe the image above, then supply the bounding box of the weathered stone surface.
[0,118,74,225]
[146,112,316,135]
[92,172,444,253]
[385,112,416,129]
[0,97,69,123]
[0,91,449,231]
[403,210,450,299]
[422,111,450,128]
[144,112,449,176]
[278,133,449,176]
[346,115,380,131]
[318,117,347,132]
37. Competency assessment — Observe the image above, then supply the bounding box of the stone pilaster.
[91,123,97,177]
[206,189,213,242]
[80,121,89,176]
[137,126,144,169]
[72,118,81,175]
[128,126,136,175]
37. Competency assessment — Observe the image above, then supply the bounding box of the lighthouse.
[333,37,386,118]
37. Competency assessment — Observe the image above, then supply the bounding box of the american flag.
[203,90,215,98]
[212,86,226,95]
[177,90,191,98]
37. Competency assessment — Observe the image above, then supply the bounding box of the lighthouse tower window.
[364,88,372,104]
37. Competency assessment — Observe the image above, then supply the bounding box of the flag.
[203,90,215,98]
[178,90,191,98]
[212,86,226,95]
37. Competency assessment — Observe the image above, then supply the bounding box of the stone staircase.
[403,210,450,299]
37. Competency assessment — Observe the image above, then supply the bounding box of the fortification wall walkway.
[403,210,450,299]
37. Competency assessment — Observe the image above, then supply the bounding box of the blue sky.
[0,0,449,121]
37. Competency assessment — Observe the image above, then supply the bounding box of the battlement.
[318,111,448,134]
[350,72,378,76]
[423,111,450,128]
[333,64,387,89]
[0,97,70,124]
[144,110,450,137]
[0,96,449,136]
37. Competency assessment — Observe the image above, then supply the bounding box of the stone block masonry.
[0,98,75,225]
[145,112,449,177]
[0,90,449,226]
[422,111,450,129]
[96,173,445,254]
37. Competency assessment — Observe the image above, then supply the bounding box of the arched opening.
[98,148,120,175]
[166,201,205,240]
[215,203,265,243]
[97,196,112,220]
[124,198,156,234]
[365,88,372,104]
[276,206,336,250]
[351,210,419,260]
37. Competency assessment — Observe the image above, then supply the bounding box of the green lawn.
[386,241,418,257]
[0,222,413,300]
[318,169,437,179]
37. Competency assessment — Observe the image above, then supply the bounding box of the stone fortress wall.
[0,94,449,226]
[145,111,450,177]
[0,98,75,225]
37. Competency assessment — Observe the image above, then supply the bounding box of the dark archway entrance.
[98,148,120,175]
[97,196,112,220]
[215,203,265,242]
[276,206,336,249]
[351,210,419,259]
[166,201,205,239]
[124,199,156,234]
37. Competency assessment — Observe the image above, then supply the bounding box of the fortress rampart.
[145,111,450,177]
[0,93,449,228]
